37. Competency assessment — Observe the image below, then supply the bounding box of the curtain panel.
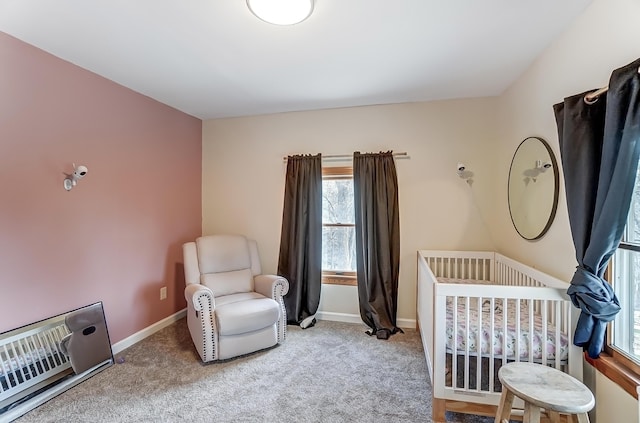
[553,58,640,358]
[278,154,323,325]
[353,151,401,339]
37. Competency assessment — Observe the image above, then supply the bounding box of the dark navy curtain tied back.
[554,57,640,358]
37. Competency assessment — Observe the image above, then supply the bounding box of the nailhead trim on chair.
[195,291,217,362]
[273,280,288,343]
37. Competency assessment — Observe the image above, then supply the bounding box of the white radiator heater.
[0,302,113,422]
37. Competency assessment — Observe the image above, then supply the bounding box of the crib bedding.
[438,277,570,362]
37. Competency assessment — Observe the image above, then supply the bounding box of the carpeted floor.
[15,318,497,423]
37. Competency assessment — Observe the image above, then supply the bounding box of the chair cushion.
[196,235,251,274]
[215,293,280,336]
[201,268,254,297]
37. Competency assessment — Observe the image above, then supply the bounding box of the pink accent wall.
[0,32,202,344]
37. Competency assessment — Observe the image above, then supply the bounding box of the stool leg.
[547,410,561,423]
[523,402,541,423]
[495,388,514,423]
[576,413,590,423]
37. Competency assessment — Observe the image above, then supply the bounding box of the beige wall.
[490,0,640,420]
[202,99,498,325]
[203,0,639,417]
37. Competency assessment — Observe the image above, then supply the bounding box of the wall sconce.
[457,162,474,185]
[523,160,553,184]
[63,164,88,191]
[535,160,552,172]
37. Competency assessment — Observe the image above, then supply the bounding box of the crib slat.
[452,295,458,388]
[9,341,29,385]
[26,335,44,376]
[40,331,57,368]
[502,297,508,371]
[16,337,35,381]
[53,326,69,364]
[464,296,470,390]
[528,300,534,363]
[515,299,521,362]
[29,336,51,373]
[489,297,495,393]
[476,296,482,392]
[542,300,548,367]
[1,345,14,389]
[555,301,562,370]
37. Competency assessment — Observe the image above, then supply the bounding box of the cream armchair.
[183,235,289,362]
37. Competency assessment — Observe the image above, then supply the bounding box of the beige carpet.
[15,318,496,422]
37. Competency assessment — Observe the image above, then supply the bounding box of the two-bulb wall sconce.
[63,164,88,191]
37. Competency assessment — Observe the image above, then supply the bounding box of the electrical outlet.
[160,286,167,300]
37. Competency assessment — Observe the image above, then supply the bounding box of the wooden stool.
[495,362,594,423]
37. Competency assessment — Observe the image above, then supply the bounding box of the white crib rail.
[433,283,570,404]
[494,253,575,338]
[420,250,495,281]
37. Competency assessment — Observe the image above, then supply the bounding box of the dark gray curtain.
[553,58,640,358]
[353,151,401,339]
[278,154,323,325]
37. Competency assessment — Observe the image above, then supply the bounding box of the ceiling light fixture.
[247,0,314,26]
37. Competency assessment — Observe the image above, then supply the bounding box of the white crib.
[416,250,581,422]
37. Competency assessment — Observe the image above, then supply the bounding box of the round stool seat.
[498,362,594,414]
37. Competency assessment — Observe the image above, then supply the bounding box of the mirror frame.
[508,136,559,241]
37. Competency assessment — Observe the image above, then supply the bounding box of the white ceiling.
[0,0,592,120]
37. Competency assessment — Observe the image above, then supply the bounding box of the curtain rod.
[584,66,640,104]
[283,152,409,163]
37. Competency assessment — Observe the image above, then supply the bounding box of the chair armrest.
[185,284,215,312]
[254,275,289,299]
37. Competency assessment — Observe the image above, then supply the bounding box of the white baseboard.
[316,311,363,325]
[112,308,186,355]
[397,318,417,329]
[316,311,416,329]
[111,308,415,355]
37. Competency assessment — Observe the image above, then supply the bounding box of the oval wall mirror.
[508,136,559,240]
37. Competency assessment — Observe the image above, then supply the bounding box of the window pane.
[323,179,354,224]
[322,226,357,271]
[613,248,640,360]
[623,166,640,244]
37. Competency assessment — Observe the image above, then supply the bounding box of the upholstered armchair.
[182,235,289,362]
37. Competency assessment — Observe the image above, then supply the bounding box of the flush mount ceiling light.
[247,0,314,25]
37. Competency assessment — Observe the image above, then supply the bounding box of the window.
[611,166,640,365]
[322,167,356,286]
[601,165,640,398]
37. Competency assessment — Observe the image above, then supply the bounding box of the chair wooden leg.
[523,402,541,423]
[495,388,514,423]
[548,410,561,423]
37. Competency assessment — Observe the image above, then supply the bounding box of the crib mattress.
[439,278,570,362]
